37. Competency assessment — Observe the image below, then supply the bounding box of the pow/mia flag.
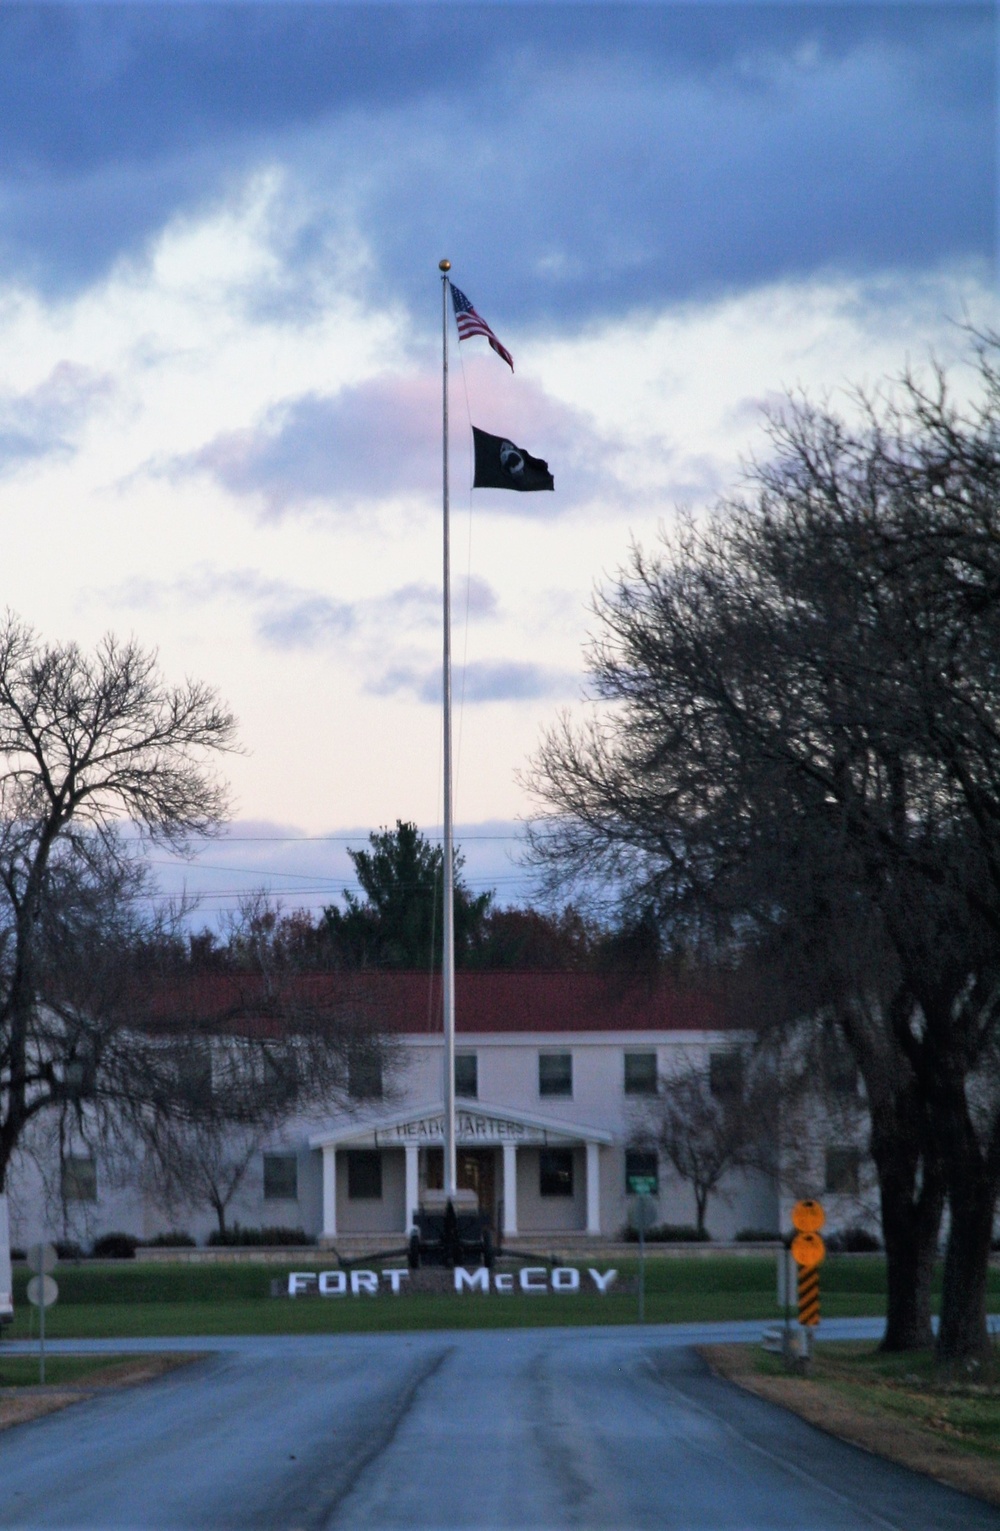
[472,427,554,493]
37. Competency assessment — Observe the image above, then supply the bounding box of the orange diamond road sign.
[791,1231,826,1268]
[791,1199,825,1234]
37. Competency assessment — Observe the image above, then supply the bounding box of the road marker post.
[797,1265,821,1328]
[788,1201,825,1369]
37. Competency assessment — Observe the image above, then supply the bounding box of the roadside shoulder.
[698,1343,1000,1510]
[0,1353,204,1433]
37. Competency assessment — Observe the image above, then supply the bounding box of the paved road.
[0,1323,996,1530]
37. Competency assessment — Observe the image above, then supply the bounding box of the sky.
[0,2,996,923]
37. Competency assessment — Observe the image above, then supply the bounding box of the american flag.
[450,285,514,371]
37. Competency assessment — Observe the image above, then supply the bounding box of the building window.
[178,1043,212,1103]
[61,1154,97,1203]
[624,1052,657,1095]
[263,1153,298,1201]
[825,1147,861,1195]
[348,1051,383,1101]
[709,1050,744,1099]
[540,1148,574,1197]
[347,1150,383,1200]
[455,1053,478,1099]
[625,1149,659,1195]
[539,1052,572,1097]
[822,1035,859,1097]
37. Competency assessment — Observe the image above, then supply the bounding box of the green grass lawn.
[759,1341,1000,1464]
[6,1255,998,1339]
[0,1354,146,1387]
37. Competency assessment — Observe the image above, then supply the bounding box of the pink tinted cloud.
[178,362,620,516]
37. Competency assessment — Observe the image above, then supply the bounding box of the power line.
[204,832,533,844]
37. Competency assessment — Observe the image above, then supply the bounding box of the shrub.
[826,1225,881,1253]
[92,1232,139,1260]
[10,1247,25,1261]
[141,1231,197,1248]
[54,1239,84,1261]
[622,1223,710,1243]
[206,1225,314,1248]
[735,1228,781,1242]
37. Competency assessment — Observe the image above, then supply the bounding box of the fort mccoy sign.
[287,1267,618,1297]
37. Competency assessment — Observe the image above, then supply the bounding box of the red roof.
[145,970,734,1036]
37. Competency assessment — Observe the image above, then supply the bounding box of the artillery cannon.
[408,1189,495,1270]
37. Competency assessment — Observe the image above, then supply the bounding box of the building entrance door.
[423,1147,497,1228]
[457,1149,496,1229]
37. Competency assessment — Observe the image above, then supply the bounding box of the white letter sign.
[454,1267,490,1294]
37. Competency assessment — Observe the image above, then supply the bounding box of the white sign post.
[629,1193,657,1324]
[26,1243,57,1384]
[0,1195,12,1328]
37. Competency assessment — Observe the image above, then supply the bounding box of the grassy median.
[778,1343,1000,1460]
[703,1338,1000,1507]
[0,1353,150,1387]
[7,1254,998,1338]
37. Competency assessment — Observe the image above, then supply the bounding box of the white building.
[10,972,794,1249]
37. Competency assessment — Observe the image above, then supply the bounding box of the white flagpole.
[439,258,457,1199]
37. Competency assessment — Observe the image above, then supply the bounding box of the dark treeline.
[145,822,656,976]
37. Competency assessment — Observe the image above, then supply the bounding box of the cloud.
[174,360,631,518]
[0,7,991,320]
[180,374,440,511]
[0,361,113,475]
[369,659,580,706]
[97,563,500,655]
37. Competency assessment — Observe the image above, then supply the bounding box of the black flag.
[472,427,554,492]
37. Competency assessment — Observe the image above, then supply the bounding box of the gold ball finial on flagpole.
[439,259,451,272]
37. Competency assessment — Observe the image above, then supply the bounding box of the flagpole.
[439,258,457,1200]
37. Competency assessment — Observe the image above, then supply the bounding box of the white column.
[503,1143,518,1237]
[322,1144,337,1239]
[586,1141,600,1235]
[405,1142,419,1231]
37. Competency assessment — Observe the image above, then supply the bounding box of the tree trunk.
[870,1132,944,1351]
[694,1188,708,1236]
[937,1167,996,1362]
[877,1163,943,1351]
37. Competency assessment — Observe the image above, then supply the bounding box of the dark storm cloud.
[0,5,992,316]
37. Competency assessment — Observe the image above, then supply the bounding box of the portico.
[310,1104,612,1241]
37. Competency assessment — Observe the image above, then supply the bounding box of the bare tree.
[0,615,238,1192]
[527,340,1000,1359]
[631,1056,772,1236]
[630,1071,747,1237]
[0,623,397,1237]
[139,1118,268,1239]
